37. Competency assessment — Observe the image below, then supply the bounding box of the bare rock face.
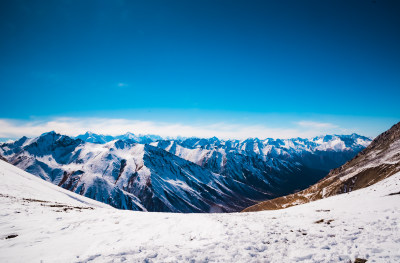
[243,122,400,212]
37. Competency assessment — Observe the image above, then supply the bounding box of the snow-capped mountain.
[1,157,399,262]
[152,134,371,172]
[75,132,115,144]
[76,132,163,144]
[0,133,255,212]
[0,132,371,212]
[244,121,400,212]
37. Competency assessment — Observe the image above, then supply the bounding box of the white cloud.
[117,83,128,87]
[296,121,339,129]
[0,117,345,140]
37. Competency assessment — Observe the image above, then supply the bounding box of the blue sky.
[0,0,399,139]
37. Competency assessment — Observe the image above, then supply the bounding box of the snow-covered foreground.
[0,160,399,263]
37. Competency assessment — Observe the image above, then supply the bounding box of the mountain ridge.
[243,121,400,212]
[0,131,371,212]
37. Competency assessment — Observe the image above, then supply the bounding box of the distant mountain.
[243,122,400,212]
[153,133,371,176]
[76,132,115,144]
[0,131,371,212]
[0,138,13,143]
[75,132,163,144]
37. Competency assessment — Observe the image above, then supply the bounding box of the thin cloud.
[296,121,339,129]
[0,117,345,140]
[117,83,128,87]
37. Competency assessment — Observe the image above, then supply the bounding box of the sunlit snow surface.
[0,160,399,262]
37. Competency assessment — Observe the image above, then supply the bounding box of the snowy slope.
[0,159,109,208]
[0,159,399,262]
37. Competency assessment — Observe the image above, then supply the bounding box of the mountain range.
[1,128,398,261]
[76,131,164,144]
[0,132,371,212]
[244,121,400,212]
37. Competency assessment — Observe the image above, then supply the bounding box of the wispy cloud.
[296,121,339,129]
[117,82,128,87]
[0,117,348,140]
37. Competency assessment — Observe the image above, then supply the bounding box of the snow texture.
[1,159,399,262]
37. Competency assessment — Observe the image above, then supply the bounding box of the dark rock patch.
[354,258,367,263]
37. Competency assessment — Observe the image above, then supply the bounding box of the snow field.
[0,160,399,262]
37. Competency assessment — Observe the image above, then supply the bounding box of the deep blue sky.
[0,0,399,138]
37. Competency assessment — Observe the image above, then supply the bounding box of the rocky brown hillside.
[243,122,400,212]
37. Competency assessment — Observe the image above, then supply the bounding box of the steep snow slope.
[0,159,399,262]
[0,159,108,208]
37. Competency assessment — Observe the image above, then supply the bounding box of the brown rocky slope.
[243,121,400,212]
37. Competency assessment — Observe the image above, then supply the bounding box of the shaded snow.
[1,160,399,262]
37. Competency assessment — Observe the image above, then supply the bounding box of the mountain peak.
[368,121,400,149]
[40,131,58,137]
[84,131,96,136]
[13,136,29,146]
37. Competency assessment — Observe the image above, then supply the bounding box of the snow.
[1,159,399,262]
[160,135,370,167]
[0,160,108,208]
[314,137,346,151]
[357,138,371,148]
